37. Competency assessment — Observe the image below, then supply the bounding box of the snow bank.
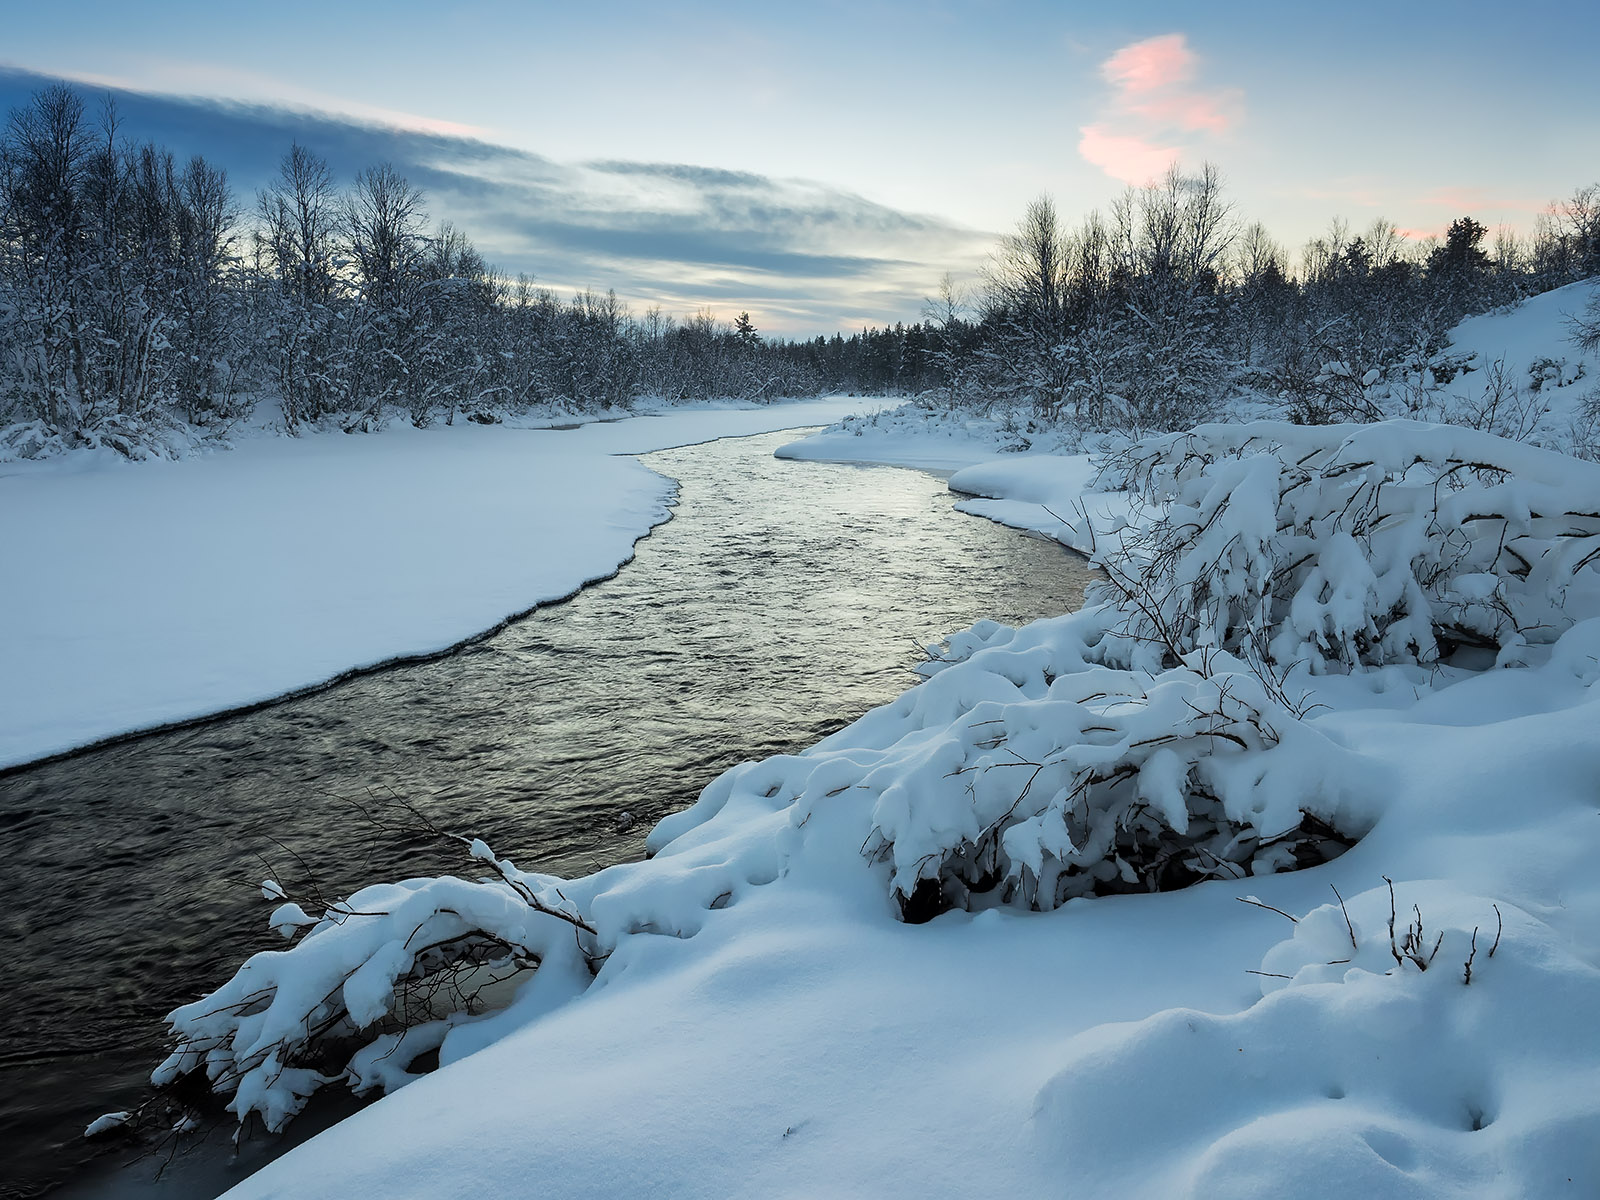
[778,404,1130,554]
[776,400,1087,472]
[945,455,1129,556]
[0,398,864,768]
[1436,279,1600,438]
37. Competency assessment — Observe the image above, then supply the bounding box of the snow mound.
[1033,882,1600,1198]
[1433,279,1600,447]
[777,399,1088,471]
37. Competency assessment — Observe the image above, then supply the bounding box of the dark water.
[0,428,1095,1199]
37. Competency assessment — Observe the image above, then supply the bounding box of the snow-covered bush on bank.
[642,605,1372,922]
[147,842,596,1133]
[1093,419,1600,672]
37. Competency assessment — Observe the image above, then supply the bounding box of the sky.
[2,0,1596,337]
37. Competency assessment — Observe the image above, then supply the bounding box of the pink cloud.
[1079,33,1239,182]
[1078,125,1180,187]
[1133,91,1233,135]
[1101,33,1195,94]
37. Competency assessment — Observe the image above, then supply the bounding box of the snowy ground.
[0,397,864,769]
[62,288,1600,1197]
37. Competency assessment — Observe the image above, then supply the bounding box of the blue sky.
[3,0,1596,336]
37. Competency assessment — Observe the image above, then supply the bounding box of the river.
[1,427,1096,1199]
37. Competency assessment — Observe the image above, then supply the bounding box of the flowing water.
[0,428,1096,1198]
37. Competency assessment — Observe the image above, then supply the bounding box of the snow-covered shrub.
[1570,387,1600,462]
[651,608,1372,923]
[863,651,1364,916]
[0,410,206,462]
[1092,419,1600,672]
[1526,355,1585,392]
[1420,354,1551,443]
[146,842,594,1135]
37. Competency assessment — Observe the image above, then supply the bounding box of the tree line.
[4,82,1596,456]
[0,85,917,455]
[914,164,1600,433]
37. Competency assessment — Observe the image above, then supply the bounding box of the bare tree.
[984,194,1071,416]
[254,145,344,429]
[257,144,338,302]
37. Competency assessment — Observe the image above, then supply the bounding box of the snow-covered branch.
[149,845,593,1135]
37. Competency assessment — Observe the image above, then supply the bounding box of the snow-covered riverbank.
[190,413,1600,1200]
[0,398,865,769]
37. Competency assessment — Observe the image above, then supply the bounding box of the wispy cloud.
[1077,33,1241,185]
[0,66,986,335]
[16,58,492,140]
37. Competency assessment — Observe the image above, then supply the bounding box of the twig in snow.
[1384,876,1403,969]
[1329,883,1357,949]
[1234,896,1300,922]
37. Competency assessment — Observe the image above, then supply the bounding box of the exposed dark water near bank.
[1,428,1095,1199]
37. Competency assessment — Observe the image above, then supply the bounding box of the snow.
[0,398,865,769]
[47,283,1600,1197]
[779,408,1129,554]
[775,401,1087,473]
[204,613,1600,1197]
[1439,280,1599,424]
[1422,279,1600,448]
[149,400,1600,1197]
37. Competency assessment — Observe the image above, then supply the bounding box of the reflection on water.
[1,428,1096,1199]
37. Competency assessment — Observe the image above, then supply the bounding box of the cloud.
[17,58,492,141]
[1078,33,1241,185]
[0,66,986,336]
[1076,126,1179,187]
[1101,33,1194,95]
